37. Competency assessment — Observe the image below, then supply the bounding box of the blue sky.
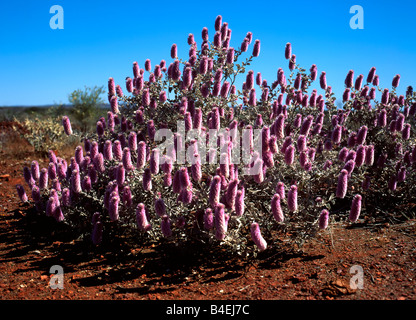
[0,0,415,106]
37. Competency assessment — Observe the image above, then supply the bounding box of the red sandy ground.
[0,125,415,301]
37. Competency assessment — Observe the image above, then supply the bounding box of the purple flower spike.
[225,179,238,210]
[214,203,227,241]
[179,167,191,190]
[39,168,48,190]
[284,145,295,165]
[345,70,354,88]
[245,70,254,91]
[289,54,296,71]
[74,146,84,165]
[116,163,125,186]
[143,168,152,191]
[392,74,400,88]
[150,148,160,174]
[220,81,231,98]
[94,153,105,173]
[88,163,97,184]
[103,140,113,161]
[287,185,298,212]
[336,169,349,198]
[147,120,156,140]
[309,64,318,81]
[372,74,379,86]
[126,77,133,93]
[23,166,34,188]
[248,88,256,107]
[116,84,123,97]
[31,185,41,203]
[144,59,151,72]
[46,197,56,217]
[16,184,28,203]
[163,172,172,187]
[31,161,40,181]
[108,77,116,96]
[170,43,177,59]
[285,42,292,59]
[202,27,209,41]
[235,189,245,217]
[338,147,348,162]
[365,145,374,166]
[61,188,70,207]
[343,159,356,176]
[204,208,214,230]
[366,67,376,84]
[109,195,120,221]
[48,150,58,164]
[215,15,222,31]
[172,170,181,194]
[395,113,405,132]
[320,72,327,90]
[355,74,363,91]
[62,116,73,135]
[155,196,166,217]
[250,222,267,251]
[388,174,397,191]
[402,123,411,140]
[209,176,221,207]
[82,175,92,192]
[112,140,122,161]
[127,132,137,152]
[226,47,234,65]
[122,147,134,171]
[319,209,329,229]
[355,145,366,167]
[381,89,389,105]
[92,212,101,227]
[252,40,260,57]
[136,203,151,231]
[356,125,368,145]
[274,182,285,200]
[71,169,82,194]
[161,215,172,238]
[271,194,284,222]
[349,194,362,222]
[241,38,249,52]
[378,109,387,127]
[191,153,202,182]
[297,135,307,152]
[136,141,146,169]
[96,121,104,136]
[110,96,119,114]
[398,166,406,182]
[179,186,193,204]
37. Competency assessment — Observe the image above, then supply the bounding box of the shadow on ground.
[0,204,323,296]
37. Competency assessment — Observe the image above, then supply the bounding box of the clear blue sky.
[0,0,415,106]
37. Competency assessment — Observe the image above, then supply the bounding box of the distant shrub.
[69,86,106,132]
[13,116,78,156]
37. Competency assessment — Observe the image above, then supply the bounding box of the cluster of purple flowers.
[16,15,416,253]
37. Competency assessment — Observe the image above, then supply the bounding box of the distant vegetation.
[0,86,108,156]
[68,85,106,132]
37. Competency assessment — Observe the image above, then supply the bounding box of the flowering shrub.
[16,16,416,255]
[12,116,76,156]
